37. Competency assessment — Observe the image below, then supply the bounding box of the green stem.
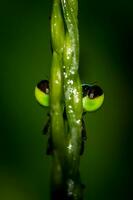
[61,0,83,176]
[50,0,83,199]
[50,0,65,164]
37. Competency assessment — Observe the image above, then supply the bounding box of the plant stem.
[50,1,83,199]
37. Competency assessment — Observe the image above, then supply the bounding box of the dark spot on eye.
[82,85,90,97]
[37,80,49,94]
[82,84,103,99]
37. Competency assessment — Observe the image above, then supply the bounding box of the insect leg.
[43,113,51,135]
[80,118,87,155]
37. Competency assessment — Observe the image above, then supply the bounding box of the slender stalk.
[50,0,83,199]
[61,0,82,175]
[50,0,65,164]
[50,1,65,196]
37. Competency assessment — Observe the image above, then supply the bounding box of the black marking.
[80,118,87,155]
[80,140,85,155]
[46,137,53,155]
[82,84,103,99]
[81,118,87,141]
[37,80,49,94]
[49,16,51,20]
[43,117,50,135]
[81,183,86,189]
[63,107,67,120]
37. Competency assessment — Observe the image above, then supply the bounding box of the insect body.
[35,80,104,155]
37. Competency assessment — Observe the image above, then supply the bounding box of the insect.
[35,80,104,155]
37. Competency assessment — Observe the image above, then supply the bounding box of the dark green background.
[0,0,132,199]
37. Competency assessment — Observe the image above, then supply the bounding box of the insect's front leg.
[43,113,50,135]
[80,117,87,155]
[43,113,53,155]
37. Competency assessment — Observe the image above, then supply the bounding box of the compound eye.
[35,80,49,107]
[82,84,104,112]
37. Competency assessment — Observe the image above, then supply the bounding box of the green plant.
[35,0,104,199]
[50,1,83,199]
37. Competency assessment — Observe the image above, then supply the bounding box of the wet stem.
[49,1,84,199]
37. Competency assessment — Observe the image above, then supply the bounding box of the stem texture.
[50,1,83,199]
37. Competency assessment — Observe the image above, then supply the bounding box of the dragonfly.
[35,80,104,155]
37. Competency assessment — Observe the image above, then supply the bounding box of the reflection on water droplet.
[70,69,75,75]
[67,143,72,151]
[55,80,59,84]
[63,72,68,78]
[67,179,74,196]
[68,79,73,85]
[76,119,81,125]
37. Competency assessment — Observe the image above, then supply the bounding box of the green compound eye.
[82,84,104,112]
[35,80,49,107]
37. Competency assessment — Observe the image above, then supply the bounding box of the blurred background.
[0,0,132,199]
